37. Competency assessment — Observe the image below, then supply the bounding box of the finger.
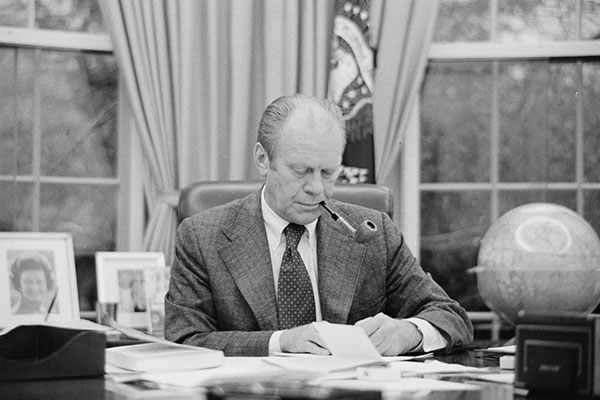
[368,328,386,348]
[306,341,331,355]
[355,318,378,336]
[305,328,329,350]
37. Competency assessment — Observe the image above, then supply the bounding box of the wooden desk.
[0,351,589,400]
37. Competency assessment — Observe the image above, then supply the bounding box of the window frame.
[0,25,143,253]
[402,39,600,256]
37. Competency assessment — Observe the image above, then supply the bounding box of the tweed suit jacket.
[165,190,473,356]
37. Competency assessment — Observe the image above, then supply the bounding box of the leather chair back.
[177,181,393,223]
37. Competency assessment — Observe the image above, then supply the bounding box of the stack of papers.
[114,357,285,388]
[106,342,224,372]
[103,321,499,395]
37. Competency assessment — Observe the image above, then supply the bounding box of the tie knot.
[284,223,305,249]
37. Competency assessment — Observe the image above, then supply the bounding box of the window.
[0,0,119,313]
[411,0,600,317]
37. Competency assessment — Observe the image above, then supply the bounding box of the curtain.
[371,0,439,220]
[101,0,334,262]
[181,0,335,183]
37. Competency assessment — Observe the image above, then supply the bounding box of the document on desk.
[265,322,432,373]
[0,318,117,336]
[387,360,484,376]
[313,321,381,359]
[319,377,482,393]
[483,344,516,354]
[131,357,284,388]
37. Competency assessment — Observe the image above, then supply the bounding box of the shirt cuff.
[268,330,283,355]
[405,317,448,353]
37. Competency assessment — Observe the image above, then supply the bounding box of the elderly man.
[165,94,473,356]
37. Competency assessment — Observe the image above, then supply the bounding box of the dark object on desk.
[0,324,105,382]
[207,379,381,400]
[0,378,105,400]
[514,311,600,396]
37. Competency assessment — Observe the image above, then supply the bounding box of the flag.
[327,0,375,184]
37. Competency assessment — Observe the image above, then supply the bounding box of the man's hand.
[279,323,331,355]
[355,313,422,356]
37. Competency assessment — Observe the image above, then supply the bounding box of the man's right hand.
[279,323,331,355]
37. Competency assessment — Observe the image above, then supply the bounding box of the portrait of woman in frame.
[0,232,79,328]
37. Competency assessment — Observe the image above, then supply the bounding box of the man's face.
[255,109,344,225]
[20,269,48,304]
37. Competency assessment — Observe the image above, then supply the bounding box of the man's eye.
[322,170,335,178]
[292,167,309,175]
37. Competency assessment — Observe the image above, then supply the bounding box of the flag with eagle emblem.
[327,0,375,183]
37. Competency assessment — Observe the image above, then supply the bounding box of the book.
[106,342,224,372]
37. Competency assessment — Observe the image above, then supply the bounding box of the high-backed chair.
[177,180,393,223]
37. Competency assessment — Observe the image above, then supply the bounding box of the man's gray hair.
[257,94,346,159]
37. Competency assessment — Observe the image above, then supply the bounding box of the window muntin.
[0,0,118,313]
[418,0,600,315]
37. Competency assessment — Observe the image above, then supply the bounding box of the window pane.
[35,0,106,32]
[0,182,33,231]
[581,0,600,40]
[434,0,490,42]
[498,190,576,216]
[421,62,491,183]
[498,61,576,182]
[420,191,490,310]
[0,48,35,175]
[584,190,600,234]
[40,51,118,178]
[583,62,600,182]
[498,0,578,42]
[39,184,116,254]
[0,0,28,27]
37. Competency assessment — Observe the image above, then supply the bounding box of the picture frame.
[95,252,166,329]
[0,232,79,328]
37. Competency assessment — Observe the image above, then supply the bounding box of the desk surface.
[0,350,589,400]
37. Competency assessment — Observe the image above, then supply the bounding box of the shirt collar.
[261,187,317,248]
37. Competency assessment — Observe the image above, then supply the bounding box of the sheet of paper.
[320,377,481,393]
[483,345,516,354]
[135,357,283,388]
[312,321,382,359]
[263,355,385,374]
[464,372,515,384]
[263,353,434,375]
[1,319,116,335]
[387,360,485,376]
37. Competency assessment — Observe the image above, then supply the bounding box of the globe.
[472,202,600,325]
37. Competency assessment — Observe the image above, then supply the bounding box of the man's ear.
[254,142,270,177]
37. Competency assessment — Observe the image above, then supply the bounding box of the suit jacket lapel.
[217,192,279,331]
[317,216,367,323]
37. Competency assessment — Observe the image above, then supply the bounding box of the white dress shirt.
[261,189,447,354]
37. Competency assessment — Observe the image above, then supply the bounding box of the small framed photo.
[0,232,79,327]
[95,252,166,329]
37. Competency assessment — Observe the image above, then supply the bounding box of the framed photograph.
[0,232,79,328]
[95,252,166,329]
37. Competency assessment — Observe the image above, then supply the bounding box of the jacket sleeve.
[380,213,474,353]
[164,217,274,356]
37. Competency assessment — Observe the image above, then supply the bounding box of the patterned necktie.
[277,223,316,329]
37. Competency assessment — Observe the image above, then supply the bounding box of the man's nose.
[304,171,325,195]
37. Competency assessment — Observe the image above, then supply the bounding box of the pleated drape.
[371,0,439,219]
[101,0,335,262]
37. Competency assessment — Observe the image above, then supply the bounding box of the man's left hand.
[355,313,422,356]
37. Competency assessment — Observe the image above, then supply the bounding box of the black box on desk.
[514,311,600,396]
[0,324,105,381]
